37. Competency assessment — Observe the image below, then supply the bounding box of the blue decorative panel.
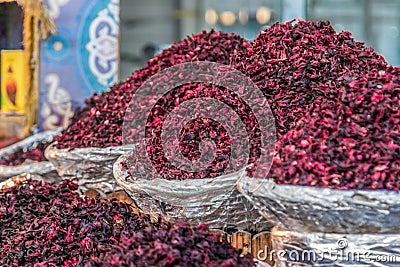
[40,0,119,131]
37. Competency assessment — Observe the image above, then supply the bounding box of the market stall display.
[237,40,400,264]
[0,128,61,182]
[239,67,400,231]
[46,30,251,195]
[113,58,276,234]
[0,17,398,266]
[113,19,389,233]
[0,177,256,267]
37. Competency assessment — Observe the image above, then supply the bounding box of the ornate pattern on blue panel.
[77,0,119,92]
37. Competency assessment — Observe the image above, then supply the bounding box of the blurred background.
[119,0,400,78]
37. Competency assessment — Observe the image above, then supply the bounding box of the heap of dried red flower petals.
[126,20,388,180]
[269,67,400,190]
[235,20,387,137]
[121,82,263,180]
[0,179,254,266]
[0,142,50,166]
[55,21,390,183]
[54,30,250,149]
